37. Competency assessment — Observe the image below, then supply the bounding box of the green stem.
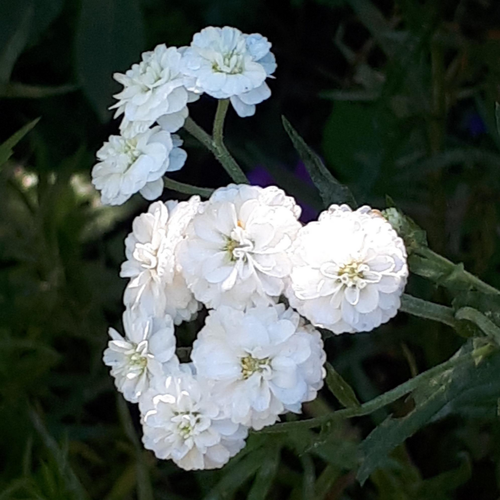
[412,246,500,296]
[212,100,248,183]
[258,343,494,434]
[184,117,215,154]
[163,177,213,198]
[400,293,459,329]
[455,307,500,345]
[183,103,248,184]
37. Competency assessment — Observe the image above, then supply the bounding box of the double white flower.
[182,26,276,117]
[111,44,191,136]
[140,369,248,470]
[91,128,186,206]
[103,308,178,403]
[191,304,326,430]
[286,204,408,333]
[121,199,201,324]
[178,184,301,310]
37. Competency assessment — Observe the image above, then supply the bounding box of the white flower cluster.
[91,27,276,206]
[103,184,408,471]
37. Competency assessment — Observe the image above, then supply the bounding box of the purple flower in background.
[247,165,275,187]
[464,111,486,138]
[248,162,319,223]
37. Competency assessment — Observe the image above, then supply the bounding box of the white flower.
[178,184,301,310]
[230,34,277,118]
[286,204,408,334]
[191,304,327,430]
[121,199,201,324]
[182,27,276,117]
[140,369,248,470]
[103,308,178,403]
[111,44,189,136]
[91,127,179,206]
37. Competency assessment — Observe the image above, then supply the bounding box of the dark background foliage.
[2,0,500,498]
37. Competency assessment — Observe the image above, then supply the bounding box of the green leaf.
[203,450,266,500]
[247,444,281,500]
[325,363,361,409]
[417,454,471,498]
[357,343,500,485]
[0,82,77,99]
[29,408,90,500]
[117,397,153,500]
[0,118,40,167]
[0,0,34,83]
[76,0,145,121]
[282,116,356,208]
[0,0,63,83]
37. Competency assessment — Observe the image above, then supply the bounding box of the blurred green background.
[2,0,500,498]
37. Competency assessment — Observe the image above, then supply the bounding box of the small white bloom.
[230,34,277,117]
[286,204,408,334]
[103,308,178,403]
[140,370,248,470]
[91,127,176,206]
[191,304,327,430]
[111,44,189,135]
[141,133,187,201]
[178,184,301,310]
[121,199,201,324]
[182,27,276,117]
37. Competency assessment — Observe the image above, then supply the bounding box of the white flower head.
[111,44,189,135]
[140,369,248,470]
[286,204,408,334]
[191,304,327,430]
[182,27,276,117]
[121,198,201,324]
[91,127,182,206]
[178,184,301,310]
[103,308,178,403]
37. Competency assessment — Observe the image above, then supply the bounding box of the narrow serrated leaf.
[282,116,357,208]
[326,363,361,409]
[0,117,40,167]
[357,345,500,485]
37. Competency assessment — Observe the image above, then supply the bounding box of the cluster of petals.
[104,188,409,471]
[92,27,276,206]
[91,128,186,206]
[140,369,247,470]
[286,204,408,333]
[121,199,201,324]
[191,304,326,430]
[103,308,178,403]
[182,26,276,117]
[111,44,191,136]
[178,184,301,310]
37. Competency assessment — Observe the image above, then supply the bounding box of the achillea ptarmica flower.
[91,127,182,206]
[111,44,190,136]
[178,184,301,310]
[103,308,178,403]
[286,204,408,334]
[121,199,201,325]
[140,370,248,470]
[191,304,327,430]
[182,27,276,117]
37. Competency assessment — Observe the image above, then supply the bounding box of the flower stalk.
[259,342,496,434]
[400,293,459,329]
[184,100,248,184]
